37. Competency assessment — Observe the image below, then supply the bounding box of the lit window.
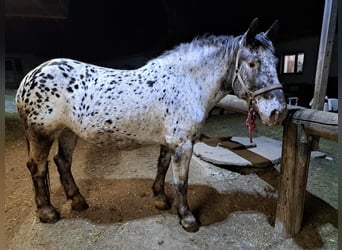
[281,52,304,74]
[297,53,304,73]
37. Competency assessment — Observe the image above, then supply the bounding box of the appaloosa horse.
[16,18,287,232]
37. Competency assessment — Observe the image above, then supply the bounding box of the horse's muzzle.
[259,104,288,126]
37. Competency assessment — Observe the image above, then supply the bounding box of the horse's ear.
[265,20,279,42]
[242,18,260,46]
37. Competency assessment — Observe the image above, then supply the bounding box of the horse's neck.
[144,40,239,110]
[180,46,237,109]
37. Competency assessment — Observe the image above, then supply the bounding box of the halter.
[232,48,283,102]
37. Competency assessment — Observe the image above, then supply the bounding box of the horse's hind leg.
[152,145,171,210]
[53,129,89,211]
[26,130,60,223]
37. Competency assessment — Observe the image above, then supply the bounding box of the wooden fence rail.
[217,95,338,237]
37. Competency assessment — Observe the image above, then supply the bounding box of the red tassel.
[246,107,257,143]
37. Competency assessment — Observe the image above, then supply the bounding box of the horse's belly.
[79,130,156,149]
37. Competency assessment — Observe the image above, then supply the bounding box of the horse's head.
[232,18,287,126]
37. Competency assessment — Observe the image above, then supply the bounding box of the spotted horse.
[16,18,287,232]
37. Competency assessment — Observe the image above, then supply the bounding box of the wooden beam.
[216,94,248,114]
[216,96,338,141]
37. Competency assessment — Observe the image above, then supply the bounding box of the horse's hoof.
[180,213,199,232]
[154,199,171,210]
[181,221,199,233]
[38,206,60,223]
[71,196,89,211]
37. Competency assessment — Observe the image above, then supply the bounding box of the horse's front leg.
[171,140,199,232]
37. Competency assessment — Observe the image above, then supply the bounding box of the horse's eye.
[249,61,257,68]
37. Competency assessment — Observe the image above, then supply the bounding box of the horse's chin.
[260,117,280,127]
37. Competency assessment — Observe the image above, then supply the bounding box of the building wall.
[275,34,338,106]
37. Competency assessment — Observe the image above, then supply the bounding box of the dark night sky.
[5,1,325,61]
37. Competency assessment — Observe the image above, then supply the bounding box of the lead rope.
[233,49,257,143]
[246,102,257,143]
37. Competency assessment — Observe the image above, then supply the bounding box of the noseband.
[232,48,283,102]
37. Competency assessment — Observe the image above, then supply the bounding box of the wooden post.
[311,0,337,109]
[310,0,337,149]
[275,121,312,237]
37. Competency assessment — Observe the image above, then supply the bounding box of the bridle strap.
[232,48,283,100]
[252,84,283,98]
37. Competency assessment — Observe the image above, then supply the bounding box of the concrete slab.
[311,151,327,159]
[193,136,282,167]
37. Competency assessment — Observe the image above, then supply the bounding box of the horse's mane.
[152,32,274,65]
[156,34,242,63]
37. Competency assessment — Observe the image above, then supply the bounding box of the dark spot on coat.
[66,87,73,93]
[147,80,155,87]
[35,92,42,99]
[29,81,38,90]
[105,119,113,124]
[63,73,68,78]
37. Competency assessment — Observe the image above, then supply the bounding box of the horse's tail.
[25,135,30,157]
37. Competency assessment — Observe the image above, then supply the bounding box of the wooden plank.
[275,122,312,236]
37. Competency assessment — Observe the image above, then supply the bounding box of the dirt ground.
[5,112,338,249]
